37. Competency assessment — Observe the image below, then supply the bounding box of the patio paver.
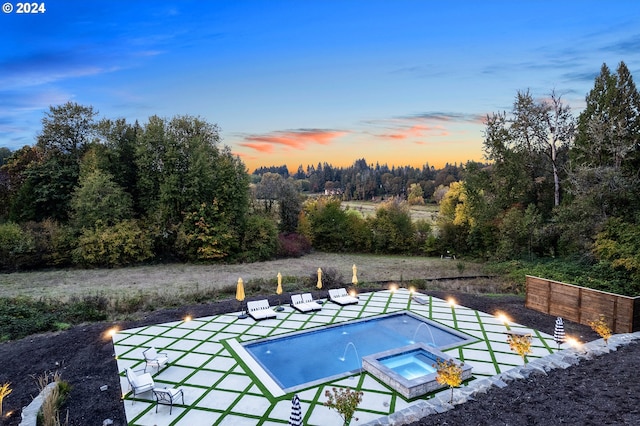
[114,289,559,425]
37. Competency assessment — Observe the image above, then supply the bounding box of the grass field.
[342,201,439,222]
[0,252,503,302]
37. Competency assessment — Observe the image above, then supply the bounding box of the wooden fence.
[525,275,640,333]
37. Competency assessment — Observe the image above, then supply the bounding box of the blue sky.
[2,0,640,171]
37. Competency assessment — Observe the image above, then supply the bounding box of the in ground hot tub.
[362,343,473,399]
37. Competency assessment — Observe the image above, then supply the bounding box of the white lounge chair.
[291,294,312,312]
[328,288,359,306]
[291,294,322,313]
[143,347,169,373]
[247,299,278,320]
[125,368,154,402]
[301,293,322,311]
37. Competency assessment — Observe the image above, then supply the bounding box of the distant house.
[324,188,343,196]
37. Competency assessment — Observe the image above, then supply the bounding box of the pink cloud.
[238,142,275,153]
[241,129,346,152]
[379,124,441,140]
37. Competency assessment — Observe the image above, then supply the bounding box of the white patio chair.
[153,387,185,415]
[125,368,154,403]
[143,347,169,373]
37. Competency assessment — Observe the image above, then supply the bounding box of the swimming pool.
[243,312,475,392]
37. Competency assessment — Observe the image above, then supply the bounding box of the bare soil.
[1,256,638,425]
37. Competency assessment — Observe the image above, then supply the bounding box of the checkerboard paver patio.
[113,289,561,425]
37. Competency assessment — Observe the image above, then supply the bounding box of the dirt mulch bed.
[1,290,637,426]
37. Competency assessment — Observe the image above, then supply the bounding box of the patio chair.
[153,387,185,415]
[247,299,278,320]
[328,288,359,306]
[143,347,169,373]
[290,294,313,313]
[301,293,322,311]
[125,368,154,403]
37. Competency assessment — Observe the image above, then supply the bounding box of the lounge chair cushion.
[291,294,321,312]
[247,299,277,320]
[301,293,322,310]
[328,288,359,305]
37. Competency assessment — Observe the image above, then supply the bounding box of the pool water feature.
[362,343,474,399]
[243,312,475,392]
[381,350,437,380]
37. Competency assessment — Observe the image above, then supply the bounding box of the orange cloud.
[241,129,346,152]
[237,142,275,153]
[379,124,445,140]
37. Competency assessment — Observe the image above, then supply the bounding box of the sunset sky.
[2,1,640,172]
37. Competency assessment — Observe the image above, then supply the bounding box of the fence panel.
[525,275,639,333]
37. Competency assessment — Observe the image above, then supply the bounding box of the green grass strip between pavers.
[472,309,502,376]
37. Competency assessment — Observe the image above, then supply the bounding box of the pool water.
[243,312,474,391]
[380,351,437,380]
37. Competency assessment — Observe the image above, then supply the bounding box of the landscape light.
[408,286,415,294]
[496,312,510,325]
[103,327,119,340]
[184,315,192,322]
[447,297,456,307]
[389,284,398,293]
[565,336,582,350]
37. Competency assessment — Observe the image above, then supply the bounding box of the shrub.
[344,213,372,252]
[73,220,154,267]
[588,314,612,345]
[507,333,532,364]
[277,232,311,258]
[242,214,278,262]
[368,200,415,254]
[0,296,109,341]
[324,387,363,426]
[0,382,11,416]
[36,372,70,426]
[593,217,640,284]
[0,222,35,270]
[302,198,350,252]
[434,358,463,403]
[65,295,109,322]
[307,267,344,289]
[413,219,432,254]
[175,201,237,262]
[23,220,75,268]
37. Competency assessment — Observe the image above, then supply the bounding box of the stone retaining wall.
[362,332,640,426]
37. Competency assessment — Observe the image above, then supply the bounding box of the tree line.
[0,107,253,268]
[0,105,451,270]
[437,61,640,294]
[1,61,638,297]
[253,158,462,201]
